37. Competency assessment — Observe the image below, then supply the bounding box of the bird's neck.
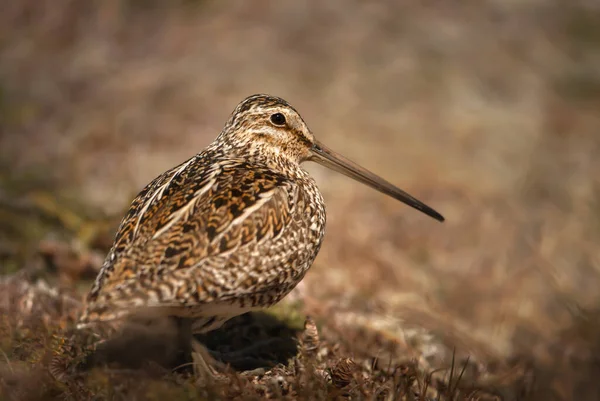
[206,140,310,181]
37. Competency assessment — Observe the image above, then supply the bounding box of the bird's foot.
[191,339,230,385]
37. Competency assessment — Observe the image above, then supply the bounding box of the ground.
[1,1,600,400]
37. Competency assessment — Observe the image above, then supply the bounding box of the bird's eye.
[270,113,286,126]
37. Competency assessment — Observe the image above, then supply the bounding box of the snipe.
[79,94,444,375]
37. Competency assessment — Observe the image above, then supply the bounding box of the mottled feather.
[80,97,326,330]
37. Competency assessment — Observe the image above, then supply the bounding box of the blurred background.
[1,0,599,399]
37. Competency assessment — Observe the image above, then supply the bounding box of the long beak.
[309,140,445,222]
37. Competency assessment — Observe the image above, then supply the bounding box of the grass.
[1,274,507,400]
[1,0,600,399]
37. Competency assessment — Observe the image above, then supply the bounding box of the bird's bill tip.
[309,140,445,222]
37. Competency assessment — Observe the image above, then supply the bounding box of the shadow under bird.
[79,94,444,372]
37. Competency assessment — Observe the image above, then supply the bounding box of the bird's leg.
[190,338,230,382]
[173,317,228,381]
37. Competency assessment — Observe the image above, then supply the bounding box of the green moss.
[265,300,306,332]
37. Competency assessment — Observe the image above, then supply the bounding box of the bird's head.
[217,94,445,222]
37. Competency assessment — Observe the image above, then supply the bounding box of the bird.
[78,94,444,374]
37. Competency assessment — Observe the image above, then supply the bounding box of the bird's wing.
[82,155,299,320]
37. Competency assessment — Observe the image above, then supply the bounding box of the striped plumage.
[79,94,444,337]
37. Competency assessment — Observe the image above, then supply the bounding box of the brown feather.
[79,95,326,331]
